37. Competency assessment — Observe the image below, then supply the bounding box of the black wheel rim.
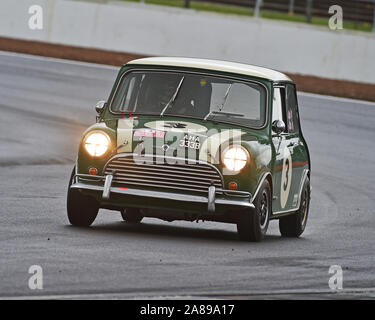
[259,190,269,228]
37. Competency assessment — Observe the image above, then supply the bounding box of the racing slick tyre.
[237,180,271,242]
[279,177,310,237]
[121,208,143,223]
[67,167,99,227]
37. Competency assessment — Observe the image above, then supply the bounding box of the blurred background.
[135,0,375,32]
[1,0,375,101]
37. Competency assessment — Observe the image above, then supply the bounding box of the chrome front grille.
[104,155,223,195]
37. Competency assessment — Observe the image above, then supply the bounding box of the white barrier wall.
[1,0,375,84]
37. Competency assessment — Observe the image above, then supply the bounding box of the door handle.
[287,142,296,148]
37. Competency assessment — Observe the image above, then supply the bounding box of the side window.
[285,84,300,134]
[272,87,286,123]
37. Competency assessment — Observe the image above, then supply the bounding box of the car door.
[283,83,305,210]
[271,85,300,214]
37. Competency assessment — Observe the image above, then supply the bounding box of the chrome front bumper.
[71,174,255,213]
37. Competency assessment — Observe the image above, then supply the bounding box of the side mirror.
[95,100,106,114]
[272,120,286,135]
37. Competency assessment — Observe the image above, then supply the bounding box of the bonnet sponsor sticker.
[144,120,208,133]
[134,129,166,138]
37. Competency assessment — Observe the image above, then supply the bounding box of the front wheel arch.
[266,174,273,202]
[237,179,272,242]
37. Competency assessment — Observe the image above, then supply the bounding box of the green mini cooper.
[67,57,311,242]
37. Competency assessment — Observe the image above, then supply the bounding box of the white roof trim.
[127,57,292,82]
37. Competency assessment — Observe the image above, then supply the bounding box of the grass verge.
[121,0,373,32]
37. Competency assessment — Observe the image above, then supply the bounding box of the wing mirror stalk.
[95,100,106,122]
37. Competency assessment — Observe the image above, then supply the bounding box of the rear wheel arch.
[279,176,310,237]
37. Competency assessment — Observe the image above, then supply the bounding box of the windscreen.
[110,71,267,128]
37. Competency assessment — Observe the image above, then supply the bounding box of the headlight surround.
[222,146,249,172]
[84,131,110,157]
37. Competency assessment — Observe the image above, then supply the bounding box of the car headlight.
[222,146,249,172]
[84,131,110,157]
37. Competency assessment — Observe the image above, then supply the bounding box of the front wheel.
[237,179,271,242]
[67,167,99,227]
[279,177,310,237]
[121,208,143,224]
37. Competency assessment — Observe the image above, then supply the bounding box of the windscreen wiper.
[210,111,245,117]
[160,76,185,117]
[204,83,232,121]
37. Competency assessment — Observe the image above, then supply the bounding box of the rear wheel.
[237,180,271,242]
[121,208,143,223]
[67,167,99,227]
[279,177,310,237]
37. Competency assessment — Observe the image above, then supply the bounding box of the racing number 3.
[280,147,292,209]
[283,158,290,191]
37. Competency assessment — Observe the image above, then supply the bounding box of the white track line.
[1,288,374,300]
[298,91,375,106]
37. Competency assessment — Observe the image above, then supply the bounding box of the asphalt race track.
[0,52,374,299]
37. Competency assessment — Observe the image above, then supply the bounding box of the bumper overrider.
[70,155,255,217]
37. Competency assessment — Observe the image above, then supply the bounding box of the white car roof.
[127,57,292,82]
